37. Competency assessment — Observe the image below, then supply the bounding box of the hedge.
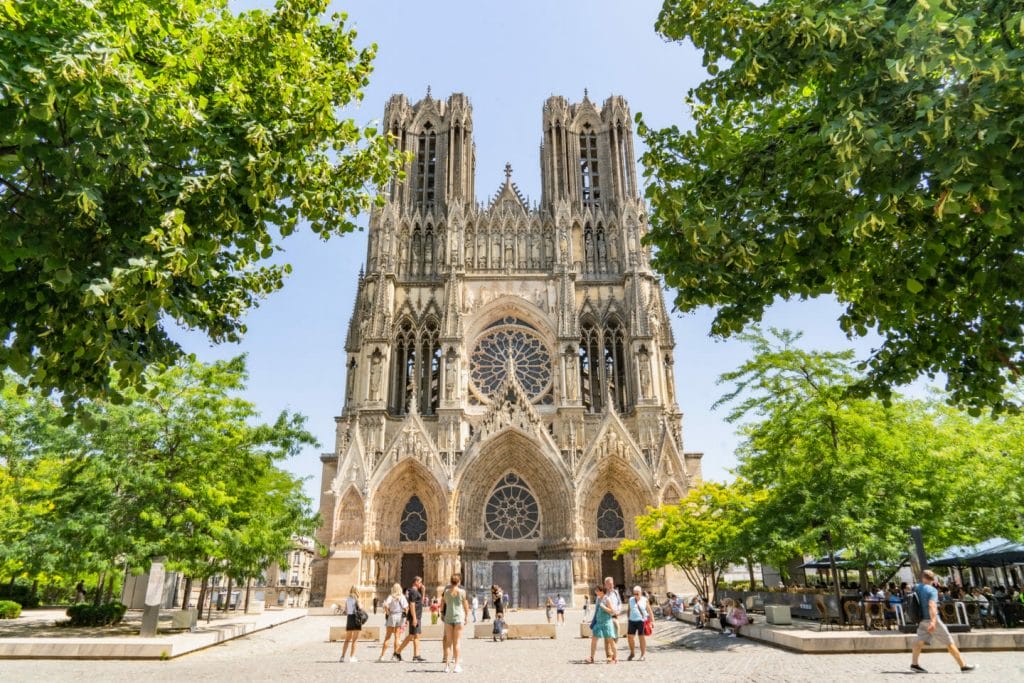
[0,600,22,619]
[65,602,127,627]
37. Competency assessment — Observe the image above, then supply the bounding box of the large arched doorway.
[454,430,573,608]
[371,459,448,591]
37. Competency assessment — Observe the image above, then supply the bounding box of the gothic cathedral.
[313,91,701,608]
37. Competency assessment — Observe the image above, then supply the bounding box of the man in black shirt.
[395,576,426,662]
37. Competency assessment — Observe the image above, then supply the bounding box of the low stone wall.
[328,626,379,642]
[472,623,556,639]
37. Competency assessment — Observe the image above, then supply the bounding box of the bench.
[578,620,628,638]
[328,625,380,642]
[473,623,557,639]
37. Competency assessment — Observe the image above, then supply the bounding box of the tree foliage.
[618,481,759,601]
[641,0,1024,413]
[0,357,318,592]
[721,329,1022,566]
[0,0,404,405]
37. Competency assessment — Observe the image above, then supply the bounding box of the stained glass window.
[400,495,428,542]
[596,492,625,539]
[470,317,551,401]
[484,473,540,540]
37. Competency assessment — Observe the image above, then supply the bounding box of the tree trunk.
[223,576,233,612]
[181,577,194,609]
[94,571,106,606]
[197,577,208,619]
[104,575,114,604]
[747,560,756,590]
[244,577,252,614]
[826,538,845,626]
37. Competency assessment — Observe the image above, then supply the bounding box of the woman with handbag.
[587,584,619,664]
[340,585,365,663]
[626,585,651,661]
[379,583,408,661]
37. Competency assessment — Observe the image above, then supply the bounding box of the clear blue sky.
[181,0,890,504]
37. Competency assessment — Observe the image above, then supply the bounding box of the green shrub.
[0,582,40,608]
[65,601,127,627]
[0,600,22,619]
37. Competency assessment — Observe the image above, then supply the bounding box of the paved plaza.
[2,610,1021,682]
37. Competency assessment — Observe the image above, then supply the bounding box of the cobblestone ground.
[2,611,1021,682]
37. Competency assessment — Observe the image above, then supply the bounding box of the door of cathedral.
[518,561,538,608]
[601,550,625,591]
[492,562,513,606]
[401,553,424,589]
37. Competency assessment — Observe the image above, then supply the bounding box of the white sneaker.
[348,656,359,662]
[454,664,463,673]
[443,663,450,673]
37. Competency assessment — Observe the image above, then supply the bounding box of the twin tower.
[314,91,700,609]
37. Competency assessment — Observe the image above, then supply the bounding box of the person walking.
[545,596,554,623]
[582,593,589,619]
[395,576,426,662]
[74,581,86,604]
[492,586,502,617]
[910,570,975,674]
[378,583,407,661]
[471,594,479,623]
[556,594,566,624]
[587,585,618,664]
[340,586,363,663]
[626,585,650,660]
[441,573,470,674]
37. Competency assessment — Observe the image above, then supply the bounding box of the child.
[492,612,507,641]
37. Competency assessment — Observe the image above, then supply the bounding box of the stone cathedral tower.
[313,91,701,608]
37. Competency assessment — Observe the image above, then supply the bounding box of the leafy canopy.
[1,357,318,582]
[0,0,404,405]
[641,0,1024,413]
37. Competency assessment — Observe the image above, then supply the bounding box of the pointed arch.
[334,485,365,544]
[661,483,683,506]
[371,458,447,544]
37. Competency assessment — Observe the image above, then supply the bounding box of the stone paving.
[2,610,1021,682]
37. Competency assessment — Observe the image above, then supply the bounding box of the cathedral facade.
[313,91,701,608]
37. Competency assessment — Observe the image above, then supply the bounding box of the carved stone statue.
[445,354,457,399]
[638,350,652,399]
[368,353,382,400]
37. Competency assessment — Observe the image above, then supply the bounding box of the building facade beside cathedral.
[312,91,701,608]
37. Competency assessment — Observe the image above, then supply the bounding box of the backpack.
[905,590,922,623]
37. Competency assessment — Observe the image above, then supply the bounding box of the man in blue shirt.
[910,570,974,674]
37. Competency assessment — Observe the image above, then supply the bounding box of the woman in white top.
[379,583,408,661]
[341,586,362,663]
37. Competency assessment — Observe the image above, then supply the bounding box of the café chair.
[843,601,865,630]
[814,596,838,631]
[865,601,886,630]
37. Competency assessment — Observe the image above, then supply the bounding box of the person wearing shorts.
[626,586,650,661]
[910,570,974,674]
[395,576,426,662]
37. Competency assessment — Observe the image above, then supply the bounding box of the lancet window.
[604,318,630,412]
[389,320,417,415]
[583,223,609,274]
[388,318,441,416]
[579,317,631,413]
[415,126,437,209]
[579,320,603,412]
[579,126,600,206]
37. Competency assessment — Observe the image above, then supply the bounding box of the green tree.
[0,0,404,405]
[719,329,1023,614]
[7,357,318,604]
[618,481,757,602]
[641,0,1024,412]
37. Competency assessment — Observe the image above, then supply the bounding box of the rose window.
[484,473,540,540]
[470,318,551,402]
